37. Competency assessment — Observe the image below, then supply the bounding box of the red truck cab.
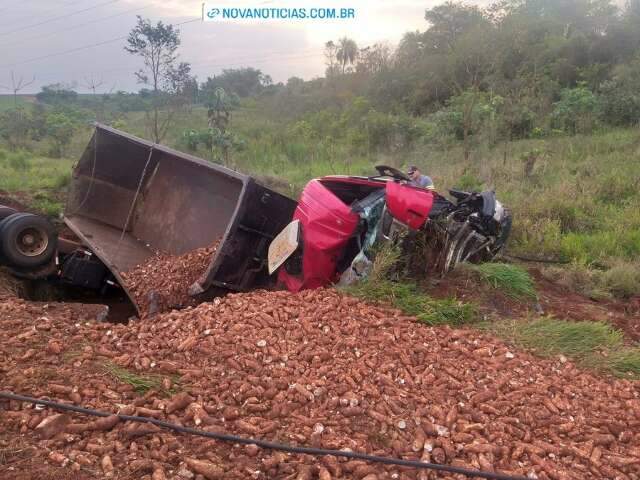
[273,167,435,292]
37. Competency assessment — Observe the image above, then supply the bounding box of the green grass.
[346,280,478,327]
[0,95,30,111]
[3,99,640,283]
[0,147,72,217]
[0,152,73,192]
[30,198,64,217]
[468,263,537,300]
[498,318,622,360]
[608,349,640,377]
[103,362,171,394]
[489,317,640,377]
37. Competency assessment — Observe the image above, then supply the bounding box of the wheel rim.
[14,226,49,257]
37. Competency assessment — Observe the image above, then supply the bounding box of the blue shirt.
[411,174,434,189]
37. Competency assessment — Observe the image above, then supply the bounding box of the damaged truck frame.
[0,124,511,315]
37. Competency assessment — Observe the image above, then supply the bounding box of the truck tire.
[0,205,17,221]
[0,213,58,269]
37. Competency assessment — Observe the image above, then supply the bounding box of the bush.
[31,197,63,217]
[598,58,640,127]
[599,263,640,299]
[53,172,72,190]
[45,112,76,157]
[599,80,640,127]
[551,85,597,134]
[541,264,609,300]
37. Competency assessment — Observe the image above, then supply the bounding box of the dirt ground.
[0,192,31,212]
[2,281,640,480]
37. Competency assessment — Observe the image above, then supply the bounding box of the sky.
[0,0,456,93]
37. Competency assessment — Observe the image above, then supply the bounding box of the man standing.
[407,165,434,189]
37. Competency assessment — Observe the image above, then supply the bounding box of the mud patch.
[530,269,640,342]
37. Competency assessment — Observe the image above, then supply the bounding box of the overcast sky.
[0,0,464,93]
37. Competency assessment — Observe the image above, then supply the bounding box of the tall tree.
[424,3,496,160]
[201,68,270,98]
[337,37,358,74]
[324,41,340,77]
[125,16,191,143]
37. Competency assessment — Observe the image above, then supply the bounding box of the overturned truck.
[0,125,511,316]
[0,125,296,315]
[64,124,298,314]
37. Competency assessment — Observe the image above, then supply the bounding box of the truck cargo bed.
[64,124,297,314]
[64,215,152,275]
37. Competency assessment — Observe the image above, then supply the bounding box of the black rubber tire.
[0,205,17,221]
[0,213,27,264]
[0,213,58,269]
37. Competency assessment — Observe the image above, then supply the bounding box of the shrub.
[599,80,640,127]
[595,171,639,205]
[541,264,610,300]
[31,198,63,218]
[551,85,597,134]
[599,262,640,299]
[45,112,76,157]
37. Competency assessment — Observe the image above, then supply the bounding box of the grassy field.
[1,99,639,297]
[0,95,32,111]
[116,106,640,271]
[0,148,73,216]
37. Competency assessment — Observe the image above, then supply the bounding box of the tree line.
[3,0,640,164]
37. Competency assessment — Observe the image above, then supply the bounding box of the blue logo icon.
[206,8,220,19]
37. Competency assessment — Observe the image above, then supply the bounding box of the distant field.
[0,148,73,216]
[0,95,34,111]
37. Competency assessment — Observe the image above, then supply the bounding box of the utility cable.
[28,49,325,83]
[1,3,154,49]
[0,0,85,29]
[0,18,200,69]
[0,391,529,480]
[0,0,121,38]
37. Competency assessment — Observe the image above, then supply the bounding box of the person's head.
[407,165,421,181]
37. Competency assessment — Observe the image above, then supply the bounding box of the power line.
[0,392,529,480]
[0,0,82,27]
[1,3,153,49]
[0,18,201,69]
[0,0,121,38]
[22,49,325,83]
